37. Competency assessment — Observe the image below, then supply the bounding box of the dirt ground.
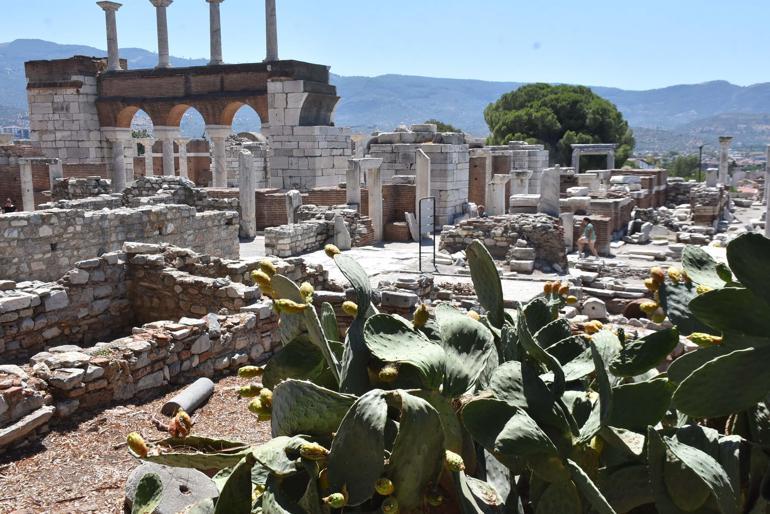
[0,375,271,513]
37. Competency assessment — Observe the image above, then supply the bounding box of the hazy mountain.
[2,39,770,152]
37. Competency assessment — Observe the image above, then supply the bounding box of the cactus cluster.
[126,234,770,513]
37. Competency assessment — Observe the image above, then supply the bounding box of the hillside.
[3,39,770,152]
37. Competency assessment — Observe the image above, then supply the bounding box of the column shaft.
[97,2,122,71]
[265,0,278,61]
[239,150,257,238]
[151,0,172,68]
[143,139,155,176]
[367,166,383,241]
[178,140,189,178]
[19,160,35,211]
[765,145,770,206]
[211,137,227,187]
[111,139,127,192]
[208,0,224,65]
[48,159,63,191]
[162,138,175,176]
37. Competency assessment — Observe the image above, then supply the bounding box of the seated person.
[2,198,15,214]
[577,217,598,258]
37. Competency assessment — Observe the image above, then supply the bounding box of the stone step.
[509,247,535,260]
[509,260,535,274]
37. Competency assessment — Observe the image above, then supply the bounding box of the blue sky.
[5,0,770,90]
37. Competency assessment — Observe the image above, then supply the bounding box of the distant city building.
[0,126,30,139]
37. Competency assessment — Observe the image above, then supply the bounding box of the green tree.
[424,119,462,133]
[484,83,635,167]
[663,154,701,179]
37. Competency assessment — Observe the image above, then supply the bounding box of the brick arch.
[299,93,339,126]
[114,105,143,128]
[218,98,268,127]
[164,104,210,127]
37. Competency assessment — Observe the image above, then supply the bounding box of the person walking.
[577,217,598,258]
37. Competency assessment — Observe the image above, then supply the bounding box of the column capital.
[206,0,224,3]
[719,136,733,144]
[154,126,180,140]
[102,127,132,142]
[150,0,173,7]
[97,1,122,11]
[205,125,231,139]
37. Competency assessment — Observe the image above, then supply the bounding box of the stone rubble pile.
[440,213,568,273]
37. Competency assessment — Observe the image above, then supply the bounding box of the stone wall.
[226,139,268,188]
[268,125,353,190]
[440,214,568,272]
[264,205,375,257]
[0,205,239,283]
[26,56,110,164]
[368,126,470,227]
[1,310,278,453]
[0,251,132,362]
[51,176,112,200]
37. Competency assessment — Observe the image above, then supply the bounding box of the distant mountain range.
[2,39,770,153]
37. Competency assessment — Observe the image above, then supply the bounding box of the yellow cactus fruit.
[299,442,330,461]
[323,493,347,509]
[640,301,659,315]
[426,490,444,507]
[413,304,429,328]
[566,295,578,305]
[644,277,658,292]
[248,398,263,414]
[378,364,399,383]
[543,281,554,294]
[444,450,466,472]
[667,267,683,283]
[299,282,315,302]
[558,283,570,296]
[238,366,264,379]
[688,332,723,347]
[342,301,359,317]
[650,267,665,285]
[324,244,342,258]
[467,310,481,321]
[381,496,399,514]
[274,299,309,314]
[584,320,603,335]
[127,432,149,458]
[176,410,192,432]
[259,259,277,277]
[168,416,190,438]
[259,388,273,408]
[651,307,667,324]
[375,477,395,496]
[252,269,272,288]
[696,284,712,295]
[238,384,262,398]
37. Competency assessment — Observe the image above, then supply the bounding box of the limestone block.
[582,297,608,320]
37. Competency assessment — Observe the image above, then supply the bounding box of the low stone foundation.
[51,176,112,200]
[440,214,568,272]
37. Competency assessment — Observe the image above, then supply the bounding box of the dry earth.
[0,375,271,513]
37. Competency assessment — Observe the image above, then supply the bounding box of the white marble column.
[177,138,189,179]
[150,0,173,68]
[239,149,257,238]
[719,136,733,186]
[206,125,230,187]
[207,0,224,65]
[367,164,383,241]
[538,166,561,218]
[141,138,155,176]
[103,128,131,192]
[265,0,278,62]
[48,158,63,191]
[18,159,35,211]
[488,174,511,216]
[572,150,581,174]
[97,2,123,71]
[154,127,178,176]
[346,160,362,209]
[607,150,616,171]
